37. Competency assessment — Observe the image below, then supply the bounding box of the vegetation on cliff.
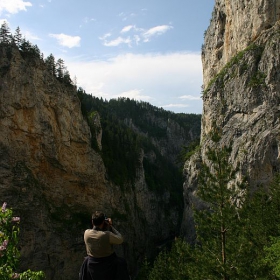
[0,22,203,278]
[0,202,45,279]
[0,21,201,202]
[0,22,73,86]
[138,130,280,279]
[203,43,265,94]
[77,89,200,206]
[146,174,280,280]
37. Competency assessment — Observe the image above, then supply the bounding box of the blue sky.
[0,0,215,114]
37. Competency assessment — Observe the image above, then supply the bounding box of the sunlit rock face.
[202,0,280,86]
[0,46,183,279]
[0,46,108,278]
[182,0,280,242]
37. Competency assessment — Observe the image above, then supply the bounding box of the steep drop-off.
[0,43,200,279]
[182,0,280,241]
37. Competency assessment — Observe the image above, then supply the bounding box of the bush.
[0,202,45,279]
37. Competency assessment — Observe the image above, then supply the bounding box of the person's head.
[92,211,106,227]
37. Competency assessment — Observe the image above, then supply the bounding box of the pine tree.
[146,239,195,280]
[63,69,72,85]
[14,26,22,47]
[193,131,247,280]
[56,58,65,80]
[20,38,32,53]
[241,174,280,279]
[32,44,41,58]
[0,21,11,44]
[45,54,56,76]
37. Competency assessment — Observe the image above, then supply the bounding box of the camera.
[103,216,111,231]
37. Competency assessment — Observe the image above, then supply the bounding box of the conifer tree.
[241,174,280,279]
[0,21,11,44]
[56,58,65,80]
[20,38,32,52]
[193,130,247,280]
[13,27,22,47]
[45,54,56,76]
[63,69,72,85]
[146,239,195,280]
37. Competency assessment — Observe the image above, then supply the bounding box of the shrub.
[0,202,45,279]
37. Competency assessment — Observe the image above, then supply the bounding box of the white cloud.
[179,95,201,100]
[121,25,135,33]
[118,11,135,21]
[162,103,190,109]
[0,0,32,15]
[0,19,8,26]
[143,25,173,42]
[49,33,81,48]
[99,33,111,40]
[117,89,152,101]
[65,51,203,113]
[24,30,41,41]
[101,24,173,47]
[83,17,96,24]
[134,35,141,45]
[103,36,132,47]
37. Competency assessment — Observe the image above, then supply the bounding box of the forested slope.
[0,22,201,279]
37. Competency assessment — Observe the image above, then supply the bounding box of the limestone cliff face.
[203,0,280,86]
[182,0,280,241]
[0,46,181,279]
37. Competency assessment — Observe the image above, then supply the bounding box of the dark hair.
[92,211,105,226]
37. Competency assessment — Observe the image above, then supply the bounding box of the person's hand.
[107,218,112,226]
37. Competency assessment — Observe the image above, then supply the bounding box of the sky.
[0,0,215,114]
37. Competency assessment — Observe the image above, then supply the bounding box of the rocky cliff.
[202,0,280,86]
[0,44,199,279]
[182,0,280,241]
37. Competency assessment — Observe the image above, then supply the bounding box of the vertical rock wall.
[0,46,181,279]
[203,0,280,86]
[182,0,280,241]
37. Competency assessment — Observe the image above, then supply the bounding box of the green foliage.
[204,43,264,93]
[0,22,11,44]
[19,270,45,280]
[76,91,197,209]
[136,257,151,280]
[178,138,200,163]
[264,237,280,278]
[148,239,194,280]
[141,128,280,279]
[13,27,22,47]
[19,39,41,60]
[248,71,267,87]
[194,141,248,280]
[0,202,45,279]
[0,22,73,87]
[237,175,280,279]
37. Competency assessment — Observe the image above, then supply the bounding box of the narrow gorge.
[1,0,280,279]
[0,39,200,278]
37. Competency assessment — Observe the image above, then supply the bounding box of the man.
[79,211,130,280]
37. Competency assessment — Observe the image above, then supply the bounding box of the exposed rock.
[88,112,102,150]
[0,46,182,279]
[182,0,280,242]
[203,0,280,86]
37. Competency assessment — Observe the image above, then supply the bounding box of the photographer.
[79,211,130,280]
